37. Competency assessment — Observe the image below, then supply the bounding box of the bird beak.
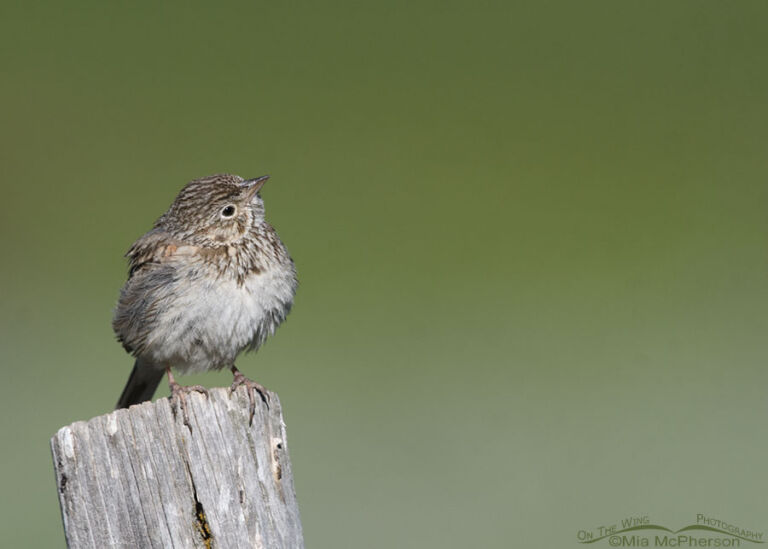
[240,175,269,200]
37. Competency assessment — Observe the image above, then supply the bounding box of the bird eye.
[221,205,236,218]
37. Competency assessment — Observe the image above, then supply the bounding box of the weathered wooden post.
[50,387,303,548]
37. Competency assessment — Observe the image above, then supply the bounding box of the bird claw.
[229,370,269,425]
[169,383,208,430]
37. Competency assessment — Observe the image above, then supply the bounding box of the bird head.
[158,173,270,246]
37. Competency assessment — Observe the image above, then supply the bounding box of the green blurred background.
[1,1,767,547]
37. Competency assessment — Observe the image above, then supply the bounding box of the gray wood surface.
[51,387,303,548]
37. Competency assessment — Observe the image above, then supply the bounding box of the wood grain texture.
[51,388,303,549]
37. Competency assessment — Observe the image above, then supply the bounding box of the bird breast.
[143,257,296,374]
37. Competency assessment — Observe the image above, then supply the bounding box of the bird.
[112,173,297,425]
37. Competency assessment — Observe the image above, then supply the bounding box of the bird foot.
[230,369,269,425]
[168,382,208,430]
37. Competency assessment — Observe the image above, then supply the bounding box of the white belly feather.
[143,264,295,374]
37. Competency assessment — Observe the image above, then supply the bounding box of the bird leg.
[166,366,208,429]
[229,365,269,425]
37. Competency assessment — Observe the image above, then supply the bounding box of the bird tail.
[115,359,165,409]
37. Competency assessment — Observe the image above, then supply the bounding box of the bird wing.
[113,261,177,356]
[115,231,199,355]
[125,229,196,278]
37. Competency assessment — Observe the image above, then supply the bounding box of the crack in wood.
[185,459,214,548]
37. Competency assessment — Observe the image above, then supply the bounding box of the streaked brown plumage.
[113,173,297,425]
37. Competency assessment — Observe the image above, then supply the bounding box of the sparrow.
[112,173,297,425]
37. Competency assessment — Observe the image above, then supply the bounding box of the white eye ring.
[221,205,237,218]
